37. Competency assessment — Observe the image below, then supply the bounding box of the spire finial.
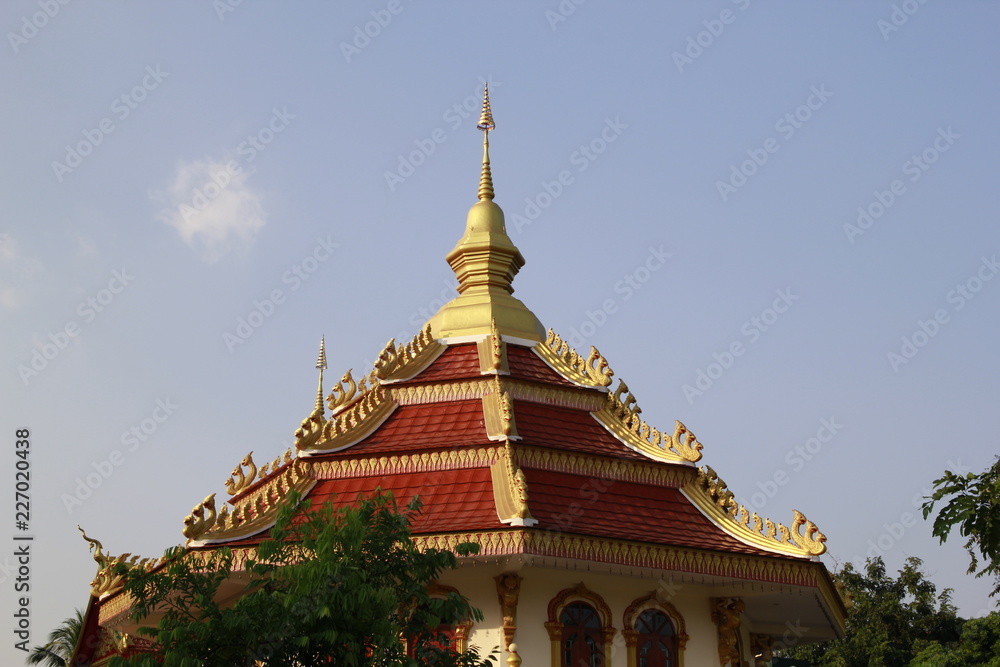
[314,336,327,414]
[477,82,495,201]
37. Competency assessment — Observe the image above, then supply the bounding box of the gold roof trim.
[389,376,604,411]
[683,466,826,558]
[310,446,501,479]
[188,458,316,545]
[413,530,829,588]
[514,446,690,488]
[77,526,165,599]
[296,380,398,455]
[491,441,537,526]
[483,377,520,441]
[327,369,379,415]
[476,318,510,374]
[391,378,492,405]
[592,379,703,464]
[224,448,295,498]
[373,324,445,383]
[533,329,614,388]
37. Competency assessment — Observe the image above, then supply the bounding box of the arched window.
[546,583,615,667]
[623,593,688,667]
[407,583,474,657]
[560,601,604,667]
[634,609,676,667]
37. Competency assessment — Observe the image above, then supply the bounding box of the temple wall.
[440,565,752,666]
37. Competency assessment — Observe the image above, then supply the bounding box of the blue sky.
[2,1,999,657]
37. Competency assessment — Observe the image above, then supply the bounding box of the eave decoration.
[184,454,315,546]
[77,526,166,599]
[686,466,827,557]
[534,329,614,388]
[593,379,704,464]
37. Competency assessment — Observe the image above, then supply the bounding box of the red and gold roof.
[75,85,846,652]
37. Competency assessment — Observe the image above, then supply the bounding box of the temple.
[72,85,847,666]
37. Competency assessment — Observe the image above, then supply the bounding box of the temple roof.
[76,85,843,635]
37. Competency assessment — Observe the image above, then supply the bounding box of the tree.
[26,609,84,667]
[778,556,961,666]
[910,611,1000,666]
[922,457,1000,599]
[108,490,496,667]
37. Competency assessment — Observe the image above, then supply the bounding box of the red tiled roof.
[320,400,492,457]
[396,342,583,389]
[308,468,503,533]
[514,400,646,461]
[507,345,578,387]
[523,468,776,557]
[400,344,482,383]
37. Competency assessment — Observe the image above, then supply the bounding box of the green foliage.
[25,609,84,667]
[108,490,496,667]
[922,457,1000,599]
[778,557,961,666]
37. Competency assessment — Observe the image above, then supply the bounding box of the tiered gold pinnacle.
[314,336,327,414]
[477,83,496,201]
[428,84,546,343]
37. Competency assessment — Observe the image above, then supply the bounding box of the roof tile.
[320,400,491,457]
[523,468,775,557]
[309,469,503,533]
[514,400,647,460]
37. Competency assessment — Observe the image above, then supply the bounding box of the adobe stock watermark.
[51,66,169,182]
[682,288,799,404]
[745,417,844,514]
[716,84,833,202]
[340,0,409,63]
[672,0,752,74]
[7,0,72,54]
[384,77,500,192]
[563,245,673,349]
[877,0,932,41]
[843,126,959,244]
[61,397,178,512]
[887,254,998,372]
[510,116,628,234]
[223,236,339,352]
[213,0,245,21]
[178,107,294,225]
[17,268,134,386]
[545,0,588,31]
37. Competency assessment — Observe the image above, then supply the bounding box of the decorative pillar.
[495,572,523,651]
[623,629,639,667]
[711,597,745,667]
[750,633,774,666]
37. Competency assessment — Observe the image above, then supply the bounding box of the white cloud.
[75,235,98,256]
[156,158,266,262]
[0,234,43,310]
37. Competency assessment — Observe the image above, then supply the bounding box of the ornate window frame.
[545,583,616,667]
[418,582,474,653]
[622,592,689,667]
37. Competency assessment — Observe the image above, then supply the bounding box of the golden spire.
[314,336,327,414]
[426,83,546,343]
[477,83,496,201]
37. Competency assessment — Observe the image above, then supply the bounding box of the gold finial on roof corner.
[477,82,496,201]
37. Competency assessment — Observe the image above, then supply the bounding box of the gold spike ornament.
[477,82,496,201]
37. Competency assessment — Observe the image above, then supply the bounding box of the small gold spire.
[477,82,495,201]
[314,336,327,414]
